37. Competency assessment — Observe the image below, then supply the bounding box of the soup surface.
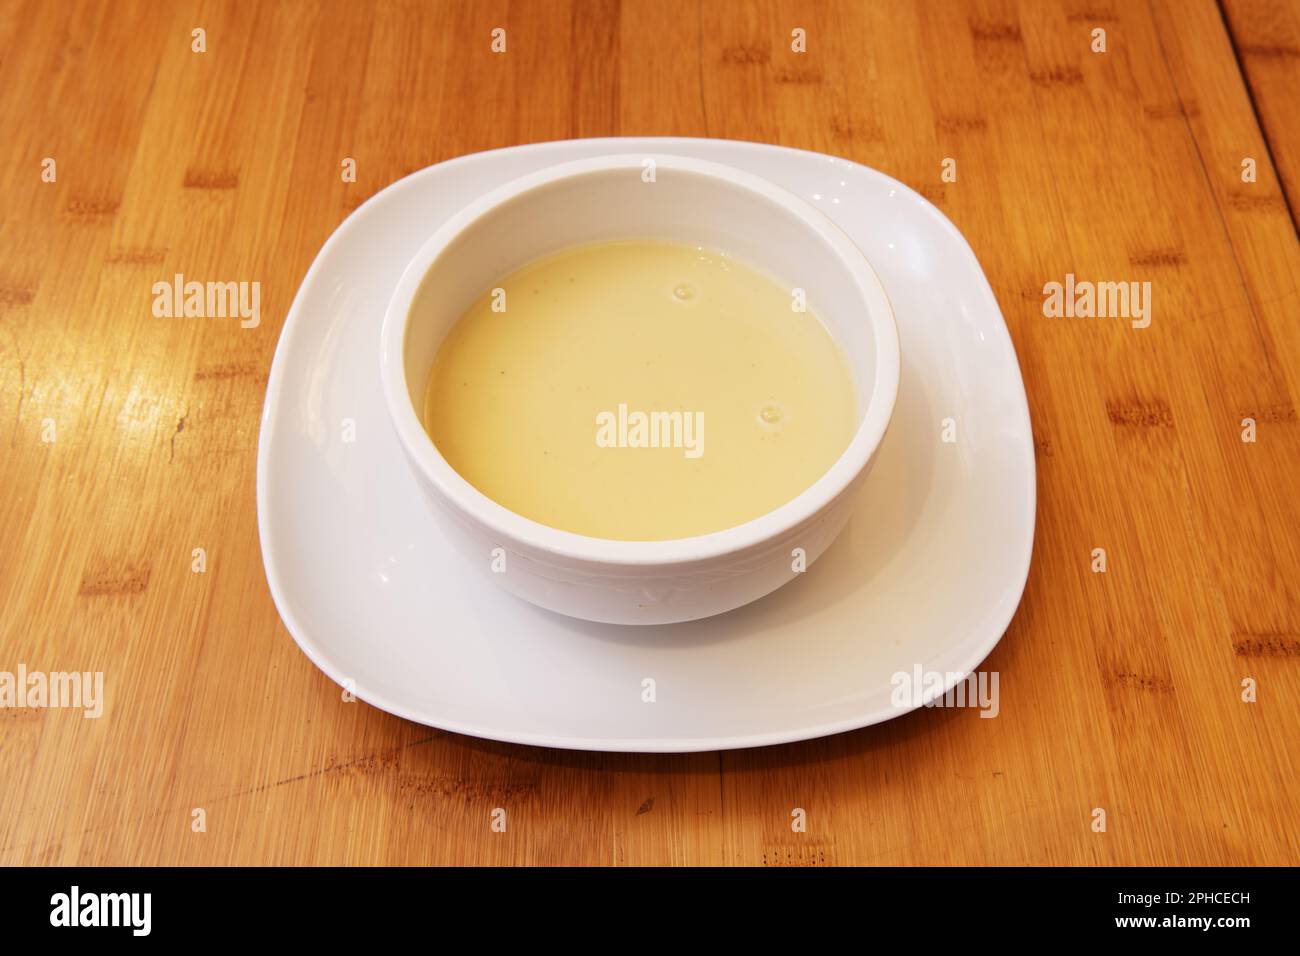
[423,239,857,540]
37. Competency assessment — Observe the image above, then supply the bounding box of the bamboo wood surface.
[1,0,1297,866]
[1223,0,1300,220]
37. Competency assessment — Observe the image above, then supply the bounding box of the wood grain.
[1223,0,1300,223]
[1,0,1297,866]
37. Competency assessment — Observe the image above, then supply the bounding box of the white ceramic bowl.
[380,153,899,625]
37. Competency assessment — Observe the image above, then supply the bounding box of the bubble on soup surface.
[757,403,786,429]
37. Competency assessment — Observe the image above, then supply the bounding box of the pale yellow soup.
[423,239,857,541]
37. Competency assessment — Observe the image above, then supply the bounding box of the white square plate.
[257,137,1035,752]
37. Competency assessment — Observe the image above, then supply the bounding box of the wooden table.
[2,0,1297,866]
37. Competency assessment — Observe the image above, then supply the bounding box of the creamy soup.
[423,239,857,541]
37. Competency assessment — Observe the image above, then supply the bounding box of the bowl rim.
[379,152,900,566]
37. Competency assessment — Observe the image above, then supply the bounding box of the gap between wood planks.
[1216,0,1300,238]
